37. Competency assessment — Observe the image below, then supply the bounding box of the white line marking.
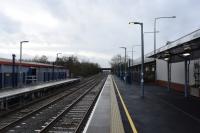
[82,79,106,133]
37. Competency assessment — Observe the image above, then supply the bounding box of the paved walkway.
[114,76,200,133]
[0,79,79,100]
[84,75,124,133]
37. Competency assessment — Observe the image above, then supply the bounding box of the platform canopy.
[147,29,200,63]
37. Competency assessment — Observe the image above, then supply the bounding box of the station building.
[128,28,200,97]
[0,57,69,89]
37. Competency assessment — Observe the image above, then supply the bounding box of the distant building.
[0,58,69,89]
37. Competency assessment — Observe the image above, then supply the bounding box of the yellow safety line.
[112,76,138,133]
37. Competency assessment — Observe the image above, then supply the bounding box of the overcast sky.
[0,0,199,67]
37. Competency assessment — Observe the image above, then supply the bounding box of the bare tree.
[32,55,49,63]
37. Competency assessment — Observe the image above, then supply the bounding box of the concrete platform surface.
[0,78,79,100]
[84,75,124,133]
[114,76,200,133]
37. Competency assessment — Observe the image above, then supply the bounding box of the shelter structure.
[147,29,200,97]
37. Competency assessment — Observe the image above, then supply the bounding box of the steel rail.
[39,77,106,133]
[0,75,101,132]
[74,78,106,133]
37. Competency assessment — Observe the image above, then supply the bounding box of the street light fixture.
[120,47,127,83]
[129,21,145,98]
[19,40,29,86]
[154,16,176,55]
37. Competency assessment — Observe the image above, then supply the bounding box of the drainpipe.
[167,61,171,92]
[184,59,189,98]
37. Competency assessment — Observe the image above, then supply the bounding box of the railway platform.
[84,75,126,133]
[0,78,80,110]
[114,76,200,133]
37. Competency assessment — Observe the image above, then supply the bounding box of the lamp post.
[154,16,176,81]
[20,41,29,64]
[55,53,62,80]
[120,47,127,83]
[129,21,145,98]
[19,41,29,86]
[128,50,136,84]
[56,53,62,61]
[119,55,122,78]
[154,16,176,55]
[127,49,136,66]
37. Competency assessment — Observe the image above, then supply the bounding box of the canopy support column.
[184,60,190,98]
[167,61,171,92]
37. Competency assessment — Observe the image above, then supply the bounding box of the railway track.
[0,74,106,133]
[39,78,105,133]
[0,74,95,116]
[0,76,96,129]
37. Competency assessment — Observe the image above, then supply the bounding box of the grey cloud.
[0,13,21,33]
[0,0,199,67]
